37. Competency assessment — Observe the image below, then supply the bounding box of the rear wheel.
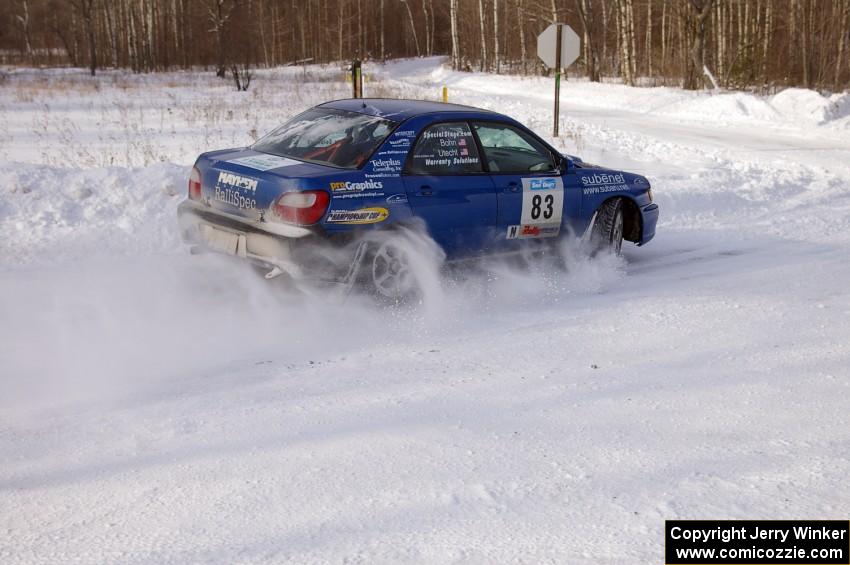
[589,198,625,256]
[367,240,417,302]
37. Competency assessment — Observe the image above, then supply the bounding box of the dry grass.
[0,66,414,167]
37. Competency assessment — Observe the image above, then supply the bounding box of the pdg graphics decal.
[326,207,389,225]
[329,179,383,193]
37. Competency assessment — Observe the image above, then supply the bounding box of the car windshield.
[251,108,397,169]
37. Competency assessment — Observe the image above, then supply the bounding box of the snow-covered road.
[1,59,849,564]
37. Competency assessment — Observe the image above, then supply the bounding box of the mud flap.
[580,211,599,247]
[338,241,369,294]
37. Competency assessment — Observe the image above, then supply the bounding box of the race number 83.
[531,194,555,220]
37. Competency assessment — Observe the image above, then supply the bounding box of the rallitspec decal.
[579,172,629,196]
[326,207,389,224]
[513,176,563,238]
[213,171,258,210]
[229,154,301,171]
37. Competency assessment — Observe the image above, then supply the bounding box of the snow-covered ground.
[1,58,849,564]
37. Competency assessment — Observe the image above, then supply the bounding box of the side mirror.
[560,154,574,172]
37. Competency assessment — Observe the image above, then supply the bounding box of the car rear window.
[252,108,397,169]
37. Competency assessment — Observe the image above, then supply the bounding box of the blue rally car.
[178,99,659,298]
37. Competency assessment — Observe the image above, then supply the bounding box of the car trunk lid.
[198,150,333,221]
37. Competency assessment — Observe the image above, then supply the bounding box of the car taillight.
[271,190,330,225]
[188,166,202,200]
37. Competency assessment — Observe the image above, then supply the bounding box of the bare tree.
[14,0,34,63]
[231,63,252,91]
[684,0,715,89]
[492,0,500,73]
[401,0,421,56]
[616,0,635,86]
[517,0,527,75]
[837,0,850,89]
[205,0,237,77]
[478,0,488,71]
[450,0,460,69]
[1,0,847,92]
[576,0,600,82]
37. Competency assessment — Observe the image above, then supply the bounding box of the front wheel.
[588,198,625,256]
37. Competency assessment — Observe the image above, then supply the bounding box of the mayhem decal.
[326,207,389,225]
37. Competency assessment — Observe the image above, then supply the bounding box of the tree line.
[1,0,848,92]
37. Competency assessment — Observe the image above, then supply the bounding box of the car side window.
[407,122,483,175]
[472,122,556,173]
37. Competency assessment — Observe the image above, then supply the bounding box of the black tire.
[588,198,625,256]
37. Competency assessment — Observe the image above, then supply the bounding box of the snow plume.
[0,253,386,416]
[0,226,625,417]
[341,222,628,333]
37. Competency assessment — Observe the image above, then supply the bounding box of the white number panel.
[507,177,564,239]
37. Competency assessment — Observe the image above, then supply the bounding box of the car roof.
[318,98,500,122]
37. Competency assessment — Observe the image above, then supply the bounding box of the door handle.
[419,185,433,196]
[506,182,520,193]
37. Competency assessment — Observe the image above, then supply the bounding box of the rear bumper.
[177,200,356,280]
[639,203,659,245]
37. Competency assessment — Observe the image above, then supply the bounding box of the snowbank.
[0,162,186,265]
[385,57,850,132]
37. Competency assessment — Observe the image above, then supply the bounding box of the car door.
[471,121,565,245]
[402,121,497,257]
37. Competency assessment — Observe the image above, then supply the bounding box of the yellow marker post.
[442,86,448,103]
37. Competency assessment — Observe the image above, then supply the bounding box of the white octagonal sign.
[537,24,581,69]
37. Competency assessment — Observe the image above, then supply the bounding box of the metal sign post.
[554,25,562,137]
[537,24,580,137]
